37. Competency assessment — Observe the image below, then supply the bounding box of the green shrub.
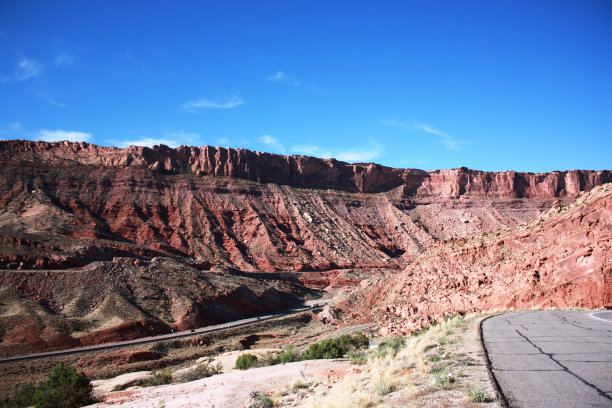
[141,369,173,387]
[271,346,301,364]
[337,332,369,350]
[35,363,95,408]
[302,333,369,360]
[176,361,222,383]
[1,363,95,408]
[303,339,346,360]
[0,384,37,408]
[235,353,259,370]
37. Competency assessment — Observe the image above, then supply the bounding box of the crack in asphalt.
[516,329,612,402]
[552,311,612,333]
[484,312,612,407]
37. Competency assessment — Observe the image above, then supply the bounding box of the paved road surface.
[0,300,331,365]
[482,311,612,408]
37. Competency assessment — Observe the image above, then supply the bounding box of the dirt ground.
[90,359,354,408]
[83,314,502,408]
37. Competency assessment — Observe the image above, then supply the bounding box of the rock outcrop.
[340,184,612,335]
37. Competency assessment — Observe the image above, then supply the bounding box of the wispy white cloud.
[382,119,463,151]
[291,145,332,158]
[265,71,301,86]
[288,139,384,162]
[380,119,411,131]
[419,124,447,138]
[118,137,181,148]
[259,134,286,153]
[117,130,202,148]
[336,139,383,163]
[0,123,91,143]
[54,52,74,67]
[1,58,43,82]
[418,124,460,151]
[181,95,244,112]
[165,130,201,145]
[39,93,66,108]
[37,129,91,142]
[217,137,230,146]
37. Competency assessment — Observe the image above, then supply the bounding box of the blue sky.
[1,0,610,172]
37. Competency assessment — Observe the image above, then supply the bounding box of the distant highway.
[0,300,332,365]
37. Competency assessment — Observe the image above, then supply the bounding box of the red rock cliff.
[1,140,608,197]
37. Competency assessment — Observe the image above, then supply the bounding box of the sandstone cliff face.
[339,184,612,335]
[0,140,609,355]
[416,168,610,198]
[0,141,607,272]
[1,140,608,197]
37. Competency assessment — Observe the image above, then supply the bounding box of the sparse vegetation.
[348,350,367,365]
[141,369,173,387]
[304,313,491,408]
[152,399,166,408]
[433,365,456,389]
[289,379,310,391]
[375,336,406,358]
[302,333,369,360]
[239,333,370,370]
[0,384,37,408]
[249,393,275,408]
[236,353,259,370]
[0,363,95,408]
[175,360,222,383]
[270,346,300,364]
[467,385,489,402]
[437,335,450,346]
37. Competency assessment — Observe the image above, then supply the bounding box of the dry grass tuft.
[304,313,497,408]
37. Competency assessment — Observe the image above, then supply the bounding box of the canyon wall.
[0,140,609,355]
[1,140,609,197]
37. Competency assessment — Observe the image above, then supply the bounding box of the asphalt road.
[482,310,612,408]
[0,300,331,365]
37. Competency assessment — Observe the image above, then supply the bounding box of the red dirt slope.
[339,184,612,335]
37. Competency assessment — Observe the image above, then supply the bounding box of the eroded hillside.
[0,140,609,355]
[339,184,612,335]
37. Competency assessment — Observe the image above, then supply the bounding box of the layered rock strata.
[339,184,612,335]
[0,140,609,355]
